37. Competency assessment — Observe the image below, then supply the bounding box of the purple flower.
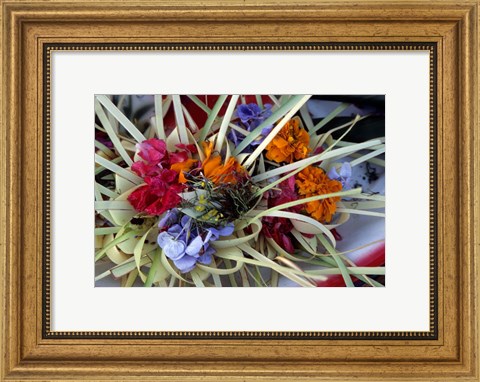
[237,103,263,123]
[236,103,272,129]
[156,212,235,273]
[158,208,180,229]
[198,246,216,265]
[229,103,273,152]
[207,223,234,239]
[157,231,186,261]
[327,162,352,189]
[261,125,274,136]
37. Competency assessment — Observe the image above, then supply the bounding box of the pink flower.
[169,150,188,164]
[175,143,197,154]
[131,161,162,178]
[137,138,167,166]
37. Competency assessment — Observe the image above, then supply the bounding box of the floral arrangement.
[95,95,385,287]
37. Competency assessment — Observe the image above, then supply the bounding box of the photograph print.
[94,95,385,287]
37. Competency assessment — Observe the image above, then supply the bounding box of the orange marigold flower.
[265,118,310,163]
[201,141,246,184]
[296,166,342,223]
[170,158,198,183]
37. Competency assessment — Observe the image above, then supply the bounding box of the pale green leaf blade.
[96,95,146,142]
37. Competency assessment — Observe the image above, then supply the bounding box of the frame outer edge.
[1,0,479,380]
[2,1,22,379]
[457,2,479,378]
[0,1,478,21]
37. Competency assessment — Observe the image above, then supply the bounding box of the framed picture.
[1,1,478,380]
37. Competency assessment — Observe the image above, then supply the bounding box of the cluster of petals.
[265,118,311,163]
[201,141,246,185]
[295,166,343,223]
[127,139,197,216]
[157,209,234,273]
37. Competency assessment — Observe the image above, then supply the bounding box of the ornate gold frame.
[1,0,478,380]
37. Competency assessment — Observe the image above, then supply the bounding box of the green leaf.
[300,104,314,131]
[94,200,134,211]
[172,95,189,144]
[238,244,315,287]
[95,100,133,166]
[160,250,190,283]
[110,256,151,279]
[95,156,123,175]
[96,95,146,142]
[95,182,119,199]
[309,102,350,134]
[198,95,228,143]
[249,188,361,223]
[317,234,354,287]
[134,227,154,273]
[94,139,115,158]
[214,95,239,153]
[125,269,139,287]
[350,147,385,167]
[95,227,121,235]
[154,95,166,140]
[144,249,161,287]
[95,154,143,184]
[95,229,139,261]
[190,271,205,287]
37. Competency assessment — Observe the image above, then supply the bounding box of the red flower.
[263,216,296,253]
[262,177,301,253]
[156,169,178,184]
[127,169,185,216]
[268,176,301,211]
[128,139,199,215]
